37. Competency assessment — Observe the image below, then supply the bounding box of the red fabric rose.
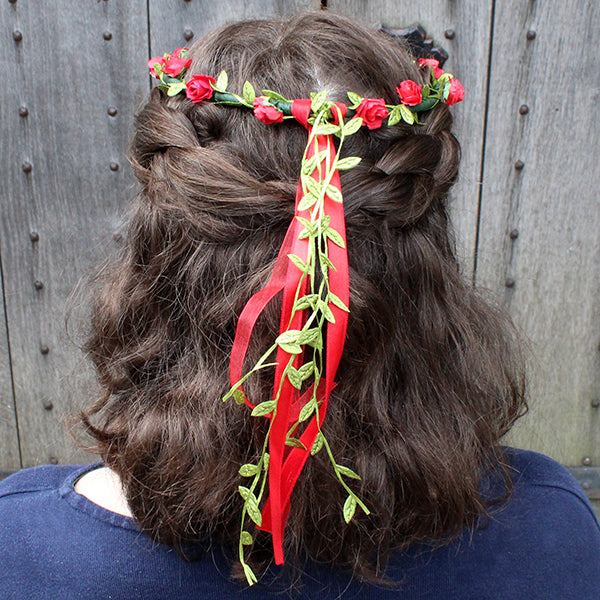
[397,80,423,106]
[446,77,465,105]
[162,55,192,77]
[253,97,284,124]
[147,56,166,78]
[418,58,444,79]
[172,47,188,58]
[186,74,216,103]
[354,98,389,130]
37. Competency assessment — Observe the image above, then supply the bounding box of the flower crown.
[149,48,464,128]
[148,48,464,585]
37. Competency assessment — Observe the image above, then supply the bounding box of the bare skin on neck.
[74,467,133,518]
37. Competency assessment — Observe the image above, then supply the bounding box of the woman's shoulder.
[0,463,134,531]
[457,447,600,597]
[504,446,587,486]
[500,446,598,521]
[478,447,600,546]
[0,463,99,501]
[380,448,600,600]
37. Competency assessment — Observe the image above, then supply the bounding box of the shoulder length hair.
[80,11,527,581]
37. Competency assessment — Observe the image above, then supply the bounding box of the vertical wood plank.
[149,0,320,57]
[0,273,20,470]
[477,1,600,468]
[325,0,492,275]
[0,0,149,466]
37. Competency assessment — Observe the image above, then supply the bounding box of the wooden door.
[1,1,598,514]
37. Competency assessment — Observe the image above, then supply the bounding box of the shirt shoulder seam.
[527,481,600,530]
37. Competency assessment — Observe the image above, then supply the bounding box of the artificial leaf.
[296,295,319,311]
[251,400,276,417]
[320,255,336,271]
[343,495,357,523]
[276,330,301,344]
[297,328,320,345]
[233,389,246,405]
[310,90,327,113]
[263,453,270,470]
[167,81,187,96]
[325,227,346,248]
[238,485,251,501]
[336,156,362,170]
[239,464,259,477]
[278,342,303,354]
[238,487,262,526]
[302,154,319,176]
[246,502,262,526]
[242,81,256,104]
[343,117,363,136]
[399,104,415,125]
[299,400,316,422]
[159,72,174,84]
[328,292,349,312]
[287,367,302,389]
[443,81,451,100]
[223,385,244,403]
[298,361,314,379]
[311,334,323,352]
[215,70,228,91]
[310,432,325,455]
[296,216,317,234]
[285,437,308,450]
[322,303,336,323]
[325,184,343,204]
[347,91,362,108]
[298,193,318,212]
[288,253,307,272]
[313,124,340,136]
[293,296,312,311]
[305,177,322,197]
[388,106,402,126]
[262,89,288,102]
[438,73,453,86]
[337,465,361,480]
[241,531,253,545]
[243,563,258,586]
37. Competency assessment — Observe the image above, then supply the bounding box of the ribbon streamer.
[229,99,350,564]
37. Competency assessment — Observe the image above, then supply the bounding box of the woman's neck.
[74,466,133,518]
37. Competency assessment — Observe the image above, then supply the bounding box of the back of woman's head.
[82,11,527,580]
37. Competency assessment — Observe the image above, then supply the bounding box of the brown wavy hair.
[80,12,527,582]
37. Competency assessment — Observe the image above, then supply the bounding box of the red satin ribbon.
[229,99,350,564]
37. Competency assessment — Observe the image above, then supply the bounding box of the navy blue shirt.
[1,448,599,599]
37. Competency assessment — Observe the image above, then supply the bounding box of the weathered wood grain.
[0,0,149,466]
[326,0,492,276]
[149,0,320,58]
[0,273,20,470]
[477,1,600,470]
